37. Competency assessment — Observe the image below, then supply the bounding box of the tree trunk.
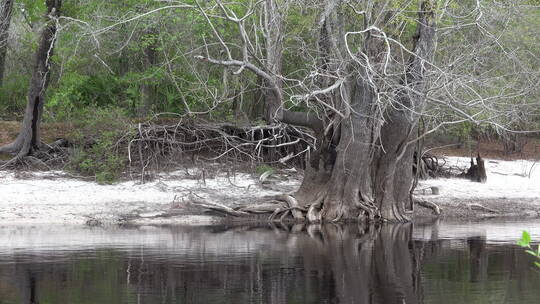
[262,0,285,122]
[293,0,437,222]
[0,0,62,157]
[0,0,14,86]
[139,28,157,117]
[371,1,437,221]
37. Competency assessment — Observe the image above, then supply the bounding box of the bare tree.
[0,0,62,157]
[192,0,440,221]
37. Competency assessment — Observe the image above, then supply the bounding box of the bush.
[68,107,133,184]
[46,72,140,121]
[0,73,30,120]
[256,164,275,175]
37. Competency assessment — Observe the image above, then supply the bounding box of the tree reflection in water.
[0,222,538,304]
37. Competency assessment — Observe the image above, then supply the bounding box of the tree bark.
[0,0,62,157]
[372,0,437,221]
[293,1,382,221]
[0,0,14,86]
[262,0,285,122]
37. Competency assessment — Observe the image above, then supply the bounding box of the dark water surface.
[0,221,539,304]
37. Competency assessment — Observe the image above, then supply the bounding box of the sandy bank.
[0,157,538,225]
[415,157,540,219]
[0,167,299,225]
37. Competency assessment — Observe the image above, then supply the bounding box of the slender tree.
[0,0,14,86]
[0,0,62,157]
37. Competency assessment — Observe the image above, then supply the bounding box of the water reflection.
[0,222,538,304]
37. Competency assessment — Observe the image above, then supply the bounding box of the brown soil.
[0,121,74,147]
[3,119,538,160]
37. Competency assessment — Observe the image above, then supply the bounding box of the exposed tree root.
[187,196,250,217]
[128,118,314,175]
[414,199,441,215]
[0,140,70,170]
[187,192,387,223]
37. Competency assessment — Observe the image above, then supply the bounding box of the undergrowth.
[67,107,133,184]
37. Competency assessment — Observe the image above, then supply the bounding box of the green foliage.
[47,72,141,121]
[517,231,540,268]
[19,0,46,23]
[0,74,30,120]
[68,107,132,184]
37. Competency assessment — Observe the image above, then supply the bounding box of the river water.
[0,220,539,304]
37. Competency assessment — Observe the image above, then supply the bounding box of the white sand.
[417,157,540,202]
[0,168,298,225]
[0,156,538,225]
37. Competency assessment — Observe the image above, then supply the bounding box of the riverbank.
[0,156,538,225]
[415,157,540,219]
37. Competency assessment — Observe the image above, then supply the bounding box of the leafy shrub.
[47,72,140,121]
[256,164,275,175]
[68,107,132,184]
[0,74,30,120]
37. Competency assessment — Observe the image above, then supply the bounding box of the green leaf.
[525,250,536,256]
[518,231,532,247]
[535,261,540,268]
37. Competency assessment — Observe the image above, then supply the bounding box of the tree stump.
[464,153,487,183]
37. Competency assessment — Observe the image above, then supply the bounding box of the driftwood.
[414,152,457,179]
[414,199,441,215]
[467,203,498,213]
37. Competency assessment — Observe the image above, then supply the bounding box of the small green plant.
[256,164,275,175]
[518,231,540,268]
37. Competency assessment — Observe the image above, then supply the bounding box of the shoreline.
[0,156,538,226]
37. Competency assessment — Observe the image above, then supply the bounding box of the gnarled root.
[189,192,387,224]
[414,199,441,215]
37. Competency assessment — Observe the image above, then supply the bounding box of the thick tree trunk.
[0,0,62,157]
[372,0,437,221]
[297,77,377,222]
[294,0,436,222]
[0,0,13,86]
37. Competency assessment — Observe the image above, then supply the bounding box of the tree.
[195,0,437,222]
[0,0,14,86]
[0,0,62,157]
[189,0,538,222]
